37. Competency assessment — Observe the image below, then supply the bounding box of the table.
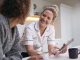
[22,46,80,60]
[22,52,80,60]
[49,53,80,60]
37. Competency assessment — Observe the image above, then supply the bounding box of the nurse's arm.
[48,44,60,55]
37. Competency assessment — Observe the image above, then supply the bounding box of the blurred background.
[17,0,80,48]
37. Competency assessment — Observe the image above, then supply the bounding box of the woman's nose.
[43,17,47,21]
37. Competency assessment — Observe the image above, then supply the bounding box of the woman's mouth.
[40,19,47,24]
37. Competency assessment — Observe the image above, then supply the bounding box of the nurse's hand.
[49,44,67,56]
[59,44,67,53]
[54,44,67,56]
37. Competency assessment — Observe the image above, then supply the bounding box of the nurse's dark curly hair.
[0,0,31,19]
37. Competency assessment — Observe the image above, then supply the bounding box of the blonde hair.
[42,5,59,20]
[47,5,59,16]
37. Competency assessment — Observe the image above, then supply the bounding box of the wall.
[71,2,80,47]
[31,0,54,14]
[60,0,80,47]
[60,4,73,47]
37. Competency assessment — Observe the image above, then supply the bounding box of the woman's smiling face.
[39,10,54,27]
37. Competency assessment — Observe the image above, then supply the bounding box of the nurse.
[23,5,67,60]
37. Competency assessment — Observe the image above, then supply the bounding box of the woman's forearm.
[25,45,40,56]
[27,49,39,56]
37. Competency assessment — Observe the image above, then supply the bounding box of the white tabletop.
[49,53,80,60]
[22,46,80,60]
[22,52,80,60]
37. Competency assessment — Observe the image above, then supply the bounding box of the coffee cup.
[68,48,80,59]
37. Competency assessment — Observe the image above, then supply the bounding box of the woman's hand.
[28,55,43,60]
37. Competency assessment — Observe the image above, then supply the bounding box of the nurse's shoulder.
[25,22,36,31]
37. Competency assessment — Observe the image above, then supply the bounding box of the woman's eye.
[48,17,50,20]
[42,14,46,17]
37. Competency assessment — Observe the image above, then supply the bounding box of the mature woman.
[23,5,67,60]
[0,0,31,60]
